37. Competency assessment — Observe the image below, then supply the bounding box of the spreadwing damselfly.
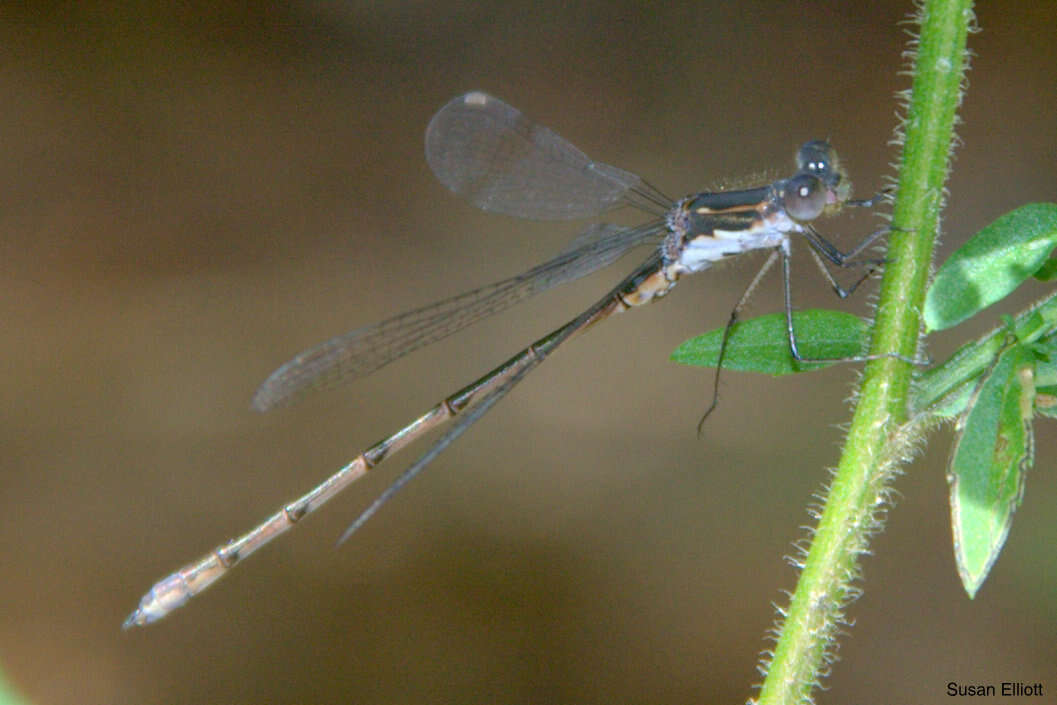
[125,91,891,628]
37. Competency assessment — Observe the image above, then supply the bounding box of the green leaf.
[948,342,1035,598]
[670,310,868,375]
[924,203,1057,331]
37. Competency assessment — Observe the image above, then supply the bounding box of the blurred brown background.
[1,2,1055,703]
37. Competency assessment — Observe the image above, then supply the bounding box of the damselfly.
[125,91,890,628]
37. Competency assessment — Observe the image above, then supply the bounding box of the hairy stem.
[754,2,974,703]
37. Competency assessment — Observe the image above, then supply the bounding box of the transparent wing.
[426,92,666,219]
[252,221,665,410]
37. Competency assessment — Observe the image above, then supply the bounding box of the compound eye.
[796,140,836,178]
[784,174,827,221]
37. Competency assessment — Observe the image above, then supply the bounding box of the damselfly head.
[795,140,852,209]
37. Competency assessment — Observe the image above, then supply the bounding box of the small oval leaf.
[948,343,1035,598]
[925,203,1057,331]
[671,310,868,376]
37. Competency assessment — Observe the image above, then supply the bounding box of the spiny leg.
[844,186,894,209]
[801,223,889,271]
[697,249,782,434]
[785,229,925,366]
[806,246,877,300]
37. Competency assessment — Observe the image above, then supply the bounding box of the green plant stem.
[913,291,1057,416]
[755,2,974,703]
